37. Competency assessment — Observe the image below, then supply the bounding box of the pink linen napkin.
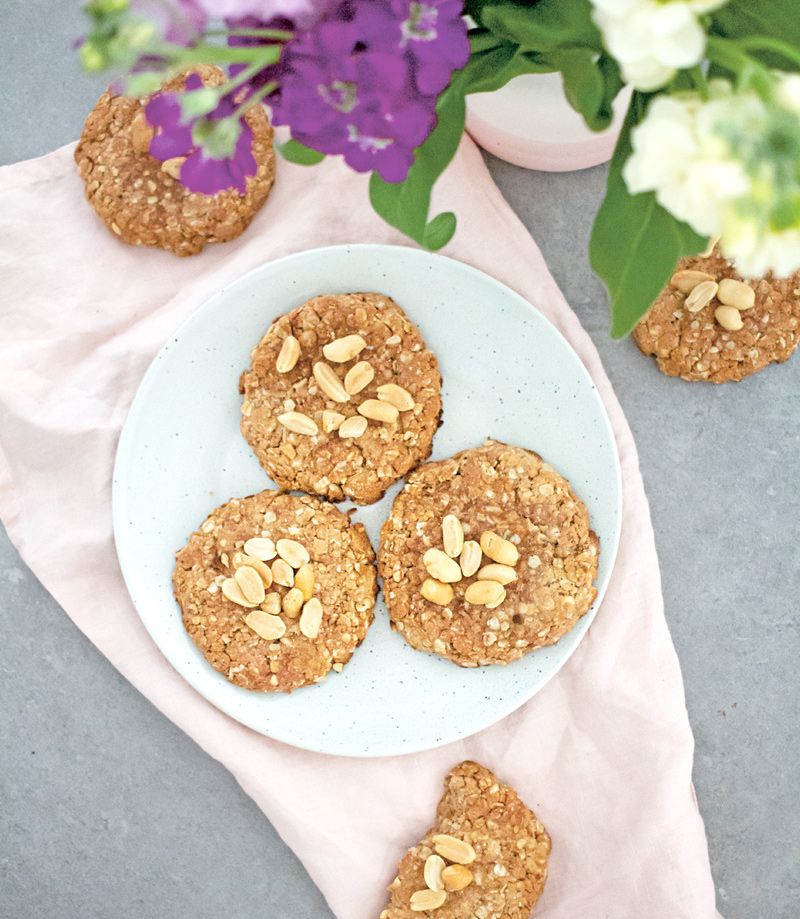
[0,136,721,919]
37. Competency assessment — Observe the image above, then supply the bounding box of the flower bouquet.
[79,0,800,335]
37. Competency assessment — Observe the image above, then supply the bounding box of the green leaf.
[423,212,457,250]
[468,27,505,54]
[549,50,623,131]
[548,48,605,130]
[276,138,325,166]
[712,2,800,70]
[463,44,553,95]
[590,94,705,338]
[369,73,467,251]
[480,0,601,53]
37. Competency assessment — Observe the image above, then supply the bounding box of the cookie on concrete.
[380,761,550,918]
[379,440,598,667]
[173,491,377,692]
[74,66,275,256]
[240,292,442,505]
[634,247,800,382]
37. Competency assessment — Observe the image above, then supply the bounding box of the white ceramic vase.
[466,71,632,172]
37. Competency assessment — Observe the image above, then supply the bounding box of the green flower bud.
[193,116,241,160]
[180,87,222,122]
[79,41,107,72]
[85,0,129,15]
[118,19,157,51]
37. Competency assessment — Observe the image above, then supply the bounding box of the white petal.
[649,6,706,68]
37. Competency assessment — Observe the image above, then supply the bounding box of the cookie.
[240,292,442,505]
[380,761,550,918]
[378,440,598,667]
[74,66,275,256]
[634,247,800,382]
[173,491,377,692]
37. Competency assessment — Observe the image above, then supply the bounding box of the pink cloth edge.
[0,137,722,919]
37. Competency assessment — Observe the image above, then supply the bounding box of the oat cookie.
[74,66,275,256]
[173,491,377,692]
[381,761,550,918]
[378,441,598,666]
[240,292,442,504]
[634,247,800,382]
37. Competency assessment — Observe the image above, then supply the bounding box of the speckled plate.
[113,244,621,757]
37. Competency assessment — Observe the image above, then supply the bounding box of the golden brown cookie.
[173,491,377,692]
[74,66,275,256]
[381,761,550,918]
[240,292,442,505]
[379,440,599,667]
[634,248,800,382]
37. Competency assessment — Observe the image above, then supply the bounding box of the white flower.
[591,0,727,91]
[623,90,747,236]
[623,77,800,278]
[775,73,800,116]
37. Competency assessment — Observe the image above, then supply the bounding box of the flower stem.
[686,65,708,99]
[232,81,278,118]
[206,27,293,41]
[221,49,281,97]
[706,35,775,98]
[469,29,503,53]
[170,42,280,65]
[734,35,800,71]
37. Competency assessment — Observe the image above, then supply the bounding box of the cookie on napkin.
[380,760,550,918]
[75,65,275,256]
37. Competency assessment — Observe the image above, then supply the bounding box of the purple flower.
[145,74,257,194]
[204,0,334,28]
[131,0,207,45]
[272,26,434,181]
[402,0,469,94]
[354,1,469,95]
[270,0,467,182]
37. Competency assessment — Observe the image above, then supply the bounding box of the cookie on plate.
[634,247,800,382]
[173,491,377,692]
[378,440,599,667]
[380,760,550,918]
[240,292,442,504]
[74,66,275,256]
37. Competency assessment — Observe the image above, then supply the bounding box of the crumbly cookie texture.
[380,761,550,919]
[634,247,800,382]
[378,441,598,667]
[173,491,377,692]
[240,292,442,505]
[74,66,275,256]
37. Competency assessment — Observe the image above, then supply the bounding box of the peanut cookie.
[381,761,550,918]
[379,441,599,667]
[634,247,800,382]
[74,66,275,256]
[173,491,377,692]
[240,292,442,504]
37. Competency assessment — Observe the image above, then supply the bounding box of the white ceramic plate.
[113,244,621,757]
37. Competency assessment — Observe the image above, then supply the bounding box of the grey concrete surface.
[1,2,798,918]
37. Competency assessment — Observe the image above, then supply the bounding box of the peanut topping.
[276,335,301,373]
[431,835,476,865]
[344,360,374,395]
[442,515,464,559]
[322,334,366,363]
[480,530,519,566]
